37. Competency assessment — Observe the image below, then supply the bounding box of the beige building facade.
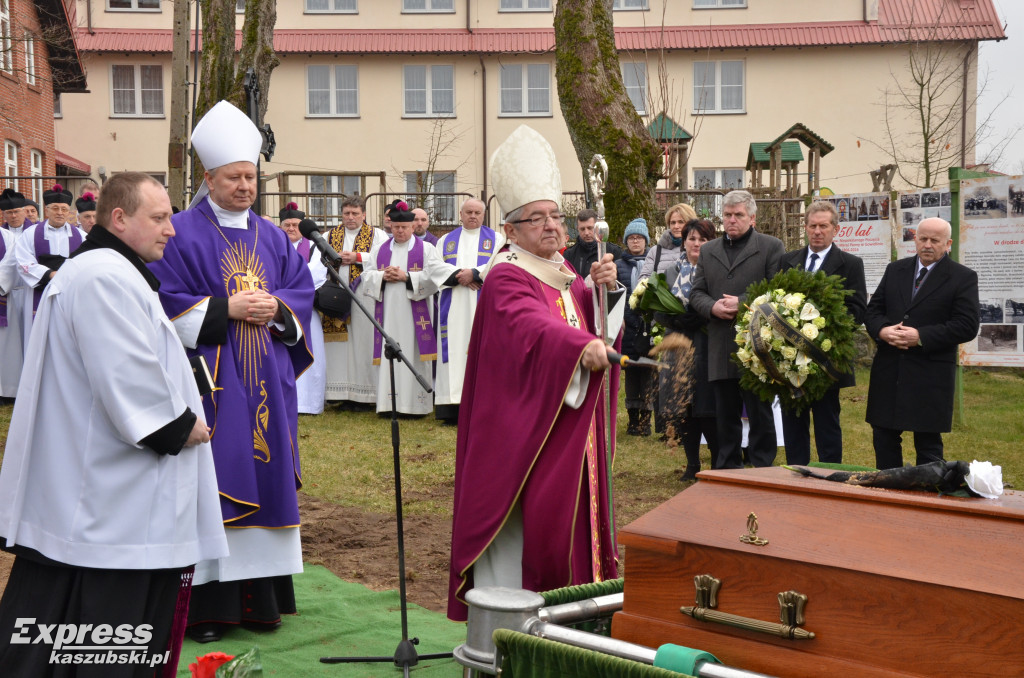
[56,0,1002,226]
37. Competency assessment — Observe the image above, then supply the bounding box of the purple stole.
[373,237,438,364]
[438,226,495,362]
[294,237,311,262]
[33,223,83,312]
[0,234,7,327]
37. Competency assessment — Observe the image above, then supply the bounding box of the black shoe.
[680,467,699,482]
[188,623,225,644]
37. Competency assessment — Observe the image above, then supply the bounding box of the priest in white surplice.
[434,198,505,423]
[0,173,227,674]
[361,204,454,415]
[13,184,85,340]
[319,196,388,406]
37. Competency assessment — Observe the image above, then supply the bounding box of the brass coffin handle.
[681,578,815,640]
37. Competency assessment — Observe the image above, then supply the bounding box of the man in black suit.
[690,190,785,469]
[779,201,867,465]
[865,217,979,469]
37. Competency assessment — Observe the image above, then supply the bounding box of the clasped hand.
[382,265,408,283]
[879,322,920,350]
[228,289,280,325]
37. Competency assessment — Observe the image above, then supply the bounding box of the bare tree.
[862,3,1017,188]
[394,118,471,226]
[554,0,662,241]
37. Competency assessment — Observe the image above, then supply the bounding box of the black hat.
[43,184,73,206]
[279,201,305,221]
[384,199,403,216]
[76,192,97,213]
[25,199,39,211]
[389,201,414,223]
[0,188,26,211]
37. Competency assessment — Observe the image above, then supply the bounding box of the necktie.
[807,252,819,272]
[913,266,928,295]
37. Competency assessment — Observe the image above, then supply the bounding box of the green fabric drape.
[493,630,695,678]
[541,577,625,606]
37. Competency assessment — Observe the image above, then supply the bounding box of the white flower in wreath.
[788,371,808,387]
[801,323,819,340]
[794,351,812,367]
[780,346,797,361]
[783,294,803,311]
[753,294,770,306]
[820,338,833,352]
[737,347,753,363]
[742,311,753,323]
[799,303,820,321]
[772,289,786,300]
[759,325,773,342]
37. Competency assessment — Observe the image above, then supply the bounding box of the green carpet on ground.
[176,565,465,677]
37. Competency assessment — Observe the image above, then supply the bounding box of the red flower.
[188,651,235,678]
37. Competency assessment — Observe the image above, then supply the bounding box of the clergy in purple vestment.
[447,126,623,621]
[148,101,314,644]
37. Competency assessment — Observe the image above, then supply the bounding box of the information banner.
[823,193,892,293]
[958,175,1024,366]
[895,188,951,259]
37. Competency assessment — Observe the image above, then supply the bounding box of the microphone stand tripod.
[313,249,453,676]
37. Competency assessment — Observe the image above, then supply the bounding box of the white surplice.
[316,226,388,403]
[0,248,228,570]
[13,221,86,340]
[434,228,505,407]
[0,228,22,396]
[361,238,453,415]
[294,239,326,414]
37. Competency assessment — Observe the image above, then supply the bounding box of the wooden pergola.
[647,113,692,190]
[747,123,835,197]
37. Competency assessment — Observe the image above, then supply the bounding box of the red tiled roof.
[55,151,91,175]
[75,0,1004,54]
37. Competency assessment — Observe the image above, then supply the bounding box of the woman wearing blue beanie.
[616,217,654,435]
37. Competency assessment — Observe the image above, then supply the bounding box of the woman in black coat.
[616,218,654,435]
[656,218,719,480]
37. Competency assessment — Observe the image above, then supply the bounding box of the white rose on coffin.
[966,460,1003,499]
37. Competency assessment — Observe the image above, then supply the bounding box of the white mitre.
[489,125,562,215]
[188,100,263,208]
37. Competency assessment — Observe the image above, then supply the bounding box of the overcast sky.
[977,0,1022,173]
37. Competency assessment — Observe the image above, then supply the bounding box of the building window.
[0,0,11,73]
[30,150,42,203]
[499,64,550,117]
[24,32,35,85]
[54,94,62,118]
[309,175,362,227]
[694,0,746,7]
[236,0,245,12]
[402,0,454,12]
[306,0,357,11]
[693,168,744,214]
[613,0,648,9]
[107,0,160,10]
[4,141,18,192]
[307,65,358,117]
[621,61,647,114]
[111,64,164,117]
[405,171,456,225]
[693,60,744,114]
[499,0,551,10]
[403,65,454,117]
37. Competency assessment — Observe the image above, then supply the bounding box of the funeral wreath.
[733,268,858,413]
[629,272,686,347]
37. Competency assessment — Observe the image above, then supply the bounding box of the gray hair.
[805,200,839,227]
[723,189,757,217]
[504,206,524,225]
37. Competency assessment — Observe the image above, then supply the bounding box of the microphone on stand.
[299,218,342,267]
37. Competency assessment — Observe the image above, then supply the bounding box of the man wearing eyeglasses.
[448,126,624,622]
[14,185,86,336]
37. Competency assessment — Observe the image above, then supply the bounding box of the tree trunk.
[554,0,662,241]
[235,0,279,124]
[167,0,191,209]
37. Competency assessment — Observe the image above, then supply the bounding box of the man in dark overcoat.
[779,201,867,464]
[864,217,979,468]
[690,190,785,469]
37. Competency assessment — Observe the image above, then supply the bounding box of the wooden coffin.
[612,467,1024,677]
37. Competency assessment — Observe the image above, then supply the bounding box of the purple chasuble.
[33,223,83,312]
[373,237,438,363]
[447,262,620,621]
[148,198,314,529]
[438,226,495,362]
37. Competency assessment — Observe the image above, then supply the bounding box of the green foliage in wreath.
[732,267,859,414]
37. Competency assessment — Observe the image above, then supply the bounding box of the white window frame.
[499,63,551,117]
[693,168,744,215]
[499,0,551,11]
[613,0,648,10]
[305,0,358,12]
[25,32,35,85]
[30,150,43,203]
[111,64,165,118]
[403,65,455,118]
[404,171,457,226]
[402,0,455,13]
[621,61,647,114]
[0,0,11,73]
[4,141,18,192]
[694,0,746,7]
[692,60,745,114]
[306,65,359,117]
[53,94,62,118]
[106,0,161,11]
[236,0,245,13]
[309,175,362,228]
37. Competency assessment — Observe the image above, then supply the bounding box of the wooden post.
[167,0,191,209]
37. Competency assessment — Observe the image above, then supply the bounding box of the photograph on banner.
[895,188,951,259]
[822,192,892,292]
[958,175,1024,367]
